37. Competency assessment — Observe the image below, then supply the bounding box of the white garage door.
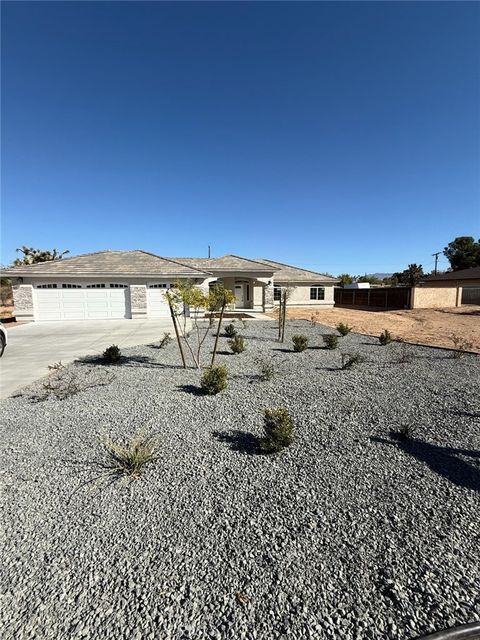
[35,289,130,321]
[147,287,170,318]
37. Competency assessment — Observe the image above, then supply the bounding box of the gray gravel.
[1,319,479,640]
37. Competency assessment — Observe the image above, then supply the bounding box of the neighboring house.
[3,251,338,322]
[422,266,480,305]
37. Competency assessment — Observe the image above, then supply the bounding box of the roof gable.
[167,254,275,272]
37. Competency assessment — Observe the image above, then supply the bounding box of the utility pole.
[432,251,441,275]
[208,245,211,258]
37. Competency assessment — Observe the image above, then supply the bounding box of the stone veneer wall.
[129,285,147,319]
[12,285,35,321]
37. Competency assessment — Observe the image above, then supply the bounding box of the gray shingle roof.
[256,259,339,283]
[2,250,210,277]
[167,254,275,272]
[425,266,480,281]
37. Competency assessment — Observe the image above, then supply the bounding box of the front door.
[234,284,244,307]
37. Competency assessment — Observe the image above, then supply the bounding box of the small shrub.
[41,368,115,400]
[48,361,65,372]
[292,334,309,352]
[310,313,319,327]
[229,335,245,354]
[451,333,473,358]
[379,329,393,345]
[261,407,294,453]
[103,344,121,363]
[224,323,237,338]
[323,334,339,350]
[336,322,352,337]
[390,424,414,442]
[159,332,172,349]
[341,353,364,370]
[200,365,228,395]
[256,358,275,381]
[101,431,160,480]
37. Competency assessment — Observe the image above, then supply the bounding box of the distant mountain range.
[368,273,393,279]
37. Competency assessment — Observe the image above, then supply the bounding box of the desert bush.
[451,333,473,358]
[101,431,160,480]
[256,358,275,381]
[224,323,237,338]
[41,368,115,400]
[379,329,393,345]
[47,361,65,372]
[261,407,294,453]
[390,424,414,442]
[336,322,352,336]
[341,353,364,370]
[159,332,172,349]
[103,344,121,363]
[323,334,339,350]
[228,335,245,354]
[310,313,319,326]
[200,365,228,395]
[292,334,309,352]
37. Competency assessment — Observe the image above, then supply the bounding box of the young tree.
[165,281,234,369]
[13,246,70,266]
[338,273,353,285]
[443,236,480,271]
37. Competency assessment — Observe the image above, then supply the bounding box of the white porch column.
[129,285,147,319]
[13,284,35,322]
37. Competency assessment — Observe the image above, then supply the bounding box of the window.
[36,283,57,289]
[310,287,325,301]
[86,284,106,288]
[274,287,281,301]
[62,283,82,289]
[148,283,169,289]
[109,283,128,288]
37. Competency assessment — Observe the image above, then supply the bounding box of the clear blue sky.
[1,1,479,275]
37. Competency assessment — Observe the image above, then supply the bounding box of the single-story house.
[421,266,480,305]
[3,251,338,322]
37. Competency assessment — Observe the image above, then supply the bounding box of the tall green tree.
[392,264,425,286]
[443,236,480,271]
[13,246,69,266]
[338,273,353,285]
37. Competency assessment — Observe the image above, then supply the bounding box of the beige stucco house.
[3,251,338,322]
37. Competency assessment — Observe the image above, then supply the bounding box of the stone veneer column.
[129,285,147,319]
[12,285,35,321]
[263,281,274,310]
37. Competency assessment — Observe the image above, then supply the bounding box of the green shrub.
[341,353,363,370]
[390,424,414,442]
[451,333,473,358]
[323,334,339,350]
[379,329,393,345]
[336,322,352,336]
[256,358,275,381]
[103,344,121,363]
[101,431,160,480]
[224,323,237,338]
[292,334,309,352]
[200,365,228,395]
[261,407,294,453]
[228,335,245,354]
[159,332,172,349]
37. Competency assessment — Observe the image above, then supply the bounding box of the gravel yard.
[1,320,479,640]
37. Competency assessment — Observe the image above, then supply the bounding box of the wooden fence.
[334,287,411,310]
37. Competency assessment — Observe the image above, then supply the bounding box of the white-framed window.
[62,283,82,289]
[109,283,128,288]
[310,287,325,301]
[148,283,169,289]
[36,283,57,289]
[86,284,106,288]
[274,287,282,301]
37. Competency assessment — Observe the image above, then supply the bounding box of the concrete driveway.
[0,319,176,399]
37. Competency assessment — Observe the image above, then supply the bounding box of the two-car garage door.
[35,288,130,321]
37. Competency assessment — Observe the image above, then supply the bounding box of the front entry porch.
[209,276,270,312]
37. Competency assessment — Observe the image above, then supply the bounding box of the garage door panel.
[35,289,130,321]
[147,288,170,318]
